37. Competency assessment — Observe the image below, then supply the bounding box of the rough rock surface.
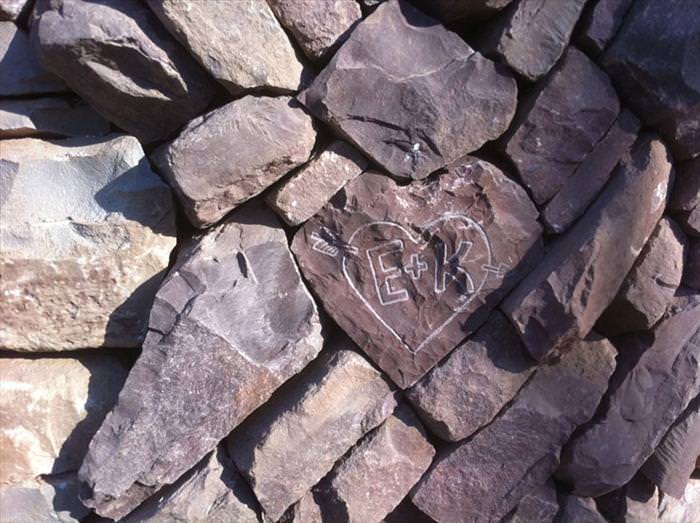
[686,239,700,290]
[658,479,700,523]
[598,218,687,335]
[229,348,396,522]
[502,136,673,361]
[503,47,620,206]
[268,0,362,62]
[299,0,517,180]
[0,0,31,21]
[413,0,513,22]
[557,293,700,496]
[123,448,260,523]
[405,311,535,441]
[0,135,176,351]
[311,404,435,522]
[412,336,617,522]
[146,0,305,94]
[479,0,587,81]
[602,0,700,160]
[0,97,110,138]
[0,22,64,95]
[542,109,640,233]
[293,159,543,388]
[153,95,316,228]
[670,157,700,237]
[0,474,90,523]
[556,495,606,523]
[78,204,323,521]
[503,481,559,523]
[267,140,368,226]
[576,0,635,55]
[0,353,129,484]
[642,395,700,498]
[32,0,217,143]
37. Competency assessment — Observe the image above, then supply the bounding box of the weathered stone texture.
[0,97,110,138]
[503,481,559,523]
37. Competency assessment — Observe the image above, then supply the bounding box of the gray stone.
[0,22,64,95]
[146,0,305,94]
[503,47,620,206]
[292,158,543,388]
[0,97,110,138]
[0,0,31,22]
[266,140,368,226]
[557,293,700,496]
[598,218,687,335]
[153,95,316,228]
[299,0,518,180]
[268,0,362,62]
[596,474,660,523]
[503,481,559,523]
[502,136,673,361]
[0,135,176,351]
[123,448,260,523]
[406,311,535,442]
[685,239,700,290]
[31,0,217,143]
[602,0,700,160]
[670,157,700,237]
[0,474,90,523]
[413,0,514,22]
[556,495,606,523]
[229,347,397,522]
[658,479,700,523]
[479,0,587,81]
[576,0,635,55]
[412,336,617,523]
[78,203,323,520]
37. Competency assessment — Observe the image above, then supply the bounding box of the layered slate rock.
[79,204,323,520]
[123,448,260,523]
[602,0,700,160]
[503,47,620,206]
[478,0,587,81]
[229,348,396,521]
[153,95,316,228]
[557,293,700,496]
[642,395,700,498]
[299,0,517,180]
[310,404,435,522]
[405,312,535,441]
[146,0,305,94]
[292,158,543,388]
[0,97,110,138]
[413,0,514,23]
[502,136,673,361]
[542,110,640,233]
[0,474,90,523]
[268,0,362,62]
[503,481,559,523]
[0,22,64,95]
[0,353,129,484]
[0,0,31,22]
[671,157,700,237]
[32,0,216,143]
[412,336,617,522]
[267,140,368,226]
[576,0,635,55]
[556,495,607,523]
[686,239,700,290]
[0,135,176,351]
[598,218,687,335]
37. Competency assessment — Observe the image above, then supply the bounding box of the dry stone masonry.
[1,0,699,522]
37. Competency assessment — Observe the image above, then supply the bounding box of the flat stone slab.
[299,0,517,180]
[0,97,110,138]
[78,203,323,520]
[292,158,542,388]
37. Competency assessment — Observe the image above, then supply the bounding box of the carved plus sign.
[404,254,429,280]
[481,262,509,278]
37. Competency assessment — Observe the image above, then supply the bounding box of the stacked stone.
[1,0,699,522]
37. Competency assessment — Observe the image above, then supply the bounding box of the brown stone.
[412,336,617,522]
[292,158,543,388]
[576,0,635,56]
[405,311,535,441]
[502,136,673,361]
[670,157,700,237]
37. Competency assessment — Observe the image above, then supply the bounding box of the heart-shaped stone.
[293,158,543,387]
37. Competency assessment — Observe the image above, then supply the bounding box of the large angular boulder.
[268,0,362,62]
[0,97,110,138]
[152,95,316,228]
[405,311,535,441]
[292,158,543,388]
[502,136,673,361]
[0,353,129,484]
[478,0,587,81]
[31,0,217,143]
[602,0,700,160]
[299,0,517,180]
[0,135,176,351]
[503,47,620,206]
[576,0,635,55]
[146,0,305,94]
[412,336,617,522]
[557,293,700,496]
[78,204,324,520]
[670,157,700,237]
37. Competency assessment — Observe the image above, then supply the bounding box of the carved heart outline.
[341,213,493,354]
